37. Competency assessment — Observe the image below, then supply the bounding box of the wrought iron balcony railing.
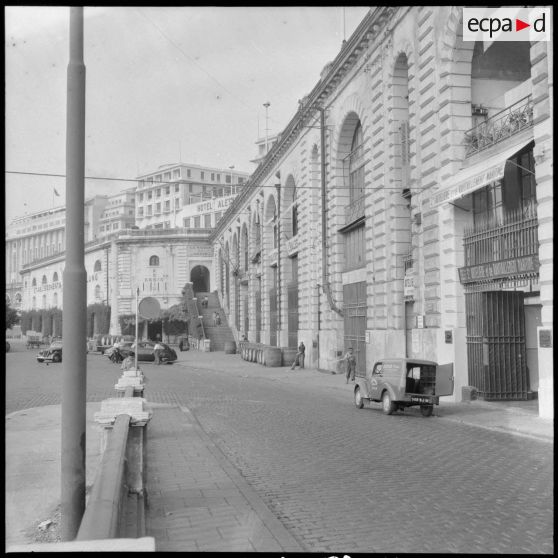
[462,204,538,267]
[464,95,533,157]
[344,195,365,227]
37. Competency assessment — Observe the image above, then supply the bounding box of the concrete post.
[61,6,87,541]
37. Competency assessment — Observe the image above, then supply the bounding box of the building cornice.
[211,6,398,241]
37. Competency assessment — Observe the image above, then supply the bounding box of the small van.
[354,358,454,417]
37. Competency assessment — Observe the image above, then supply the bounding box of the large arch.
[335,110,368,374]
[190,265,210,293]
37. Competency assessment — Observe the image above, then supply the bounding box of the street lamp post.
[61,6,86,541]
[263,102,270,155]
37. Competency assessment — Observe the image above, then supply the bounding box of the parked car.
[118,341,177,363]
[37,338,64,363]
[353,358,454,417]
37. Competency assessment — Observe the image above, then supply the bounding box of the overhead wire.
[5,170,419,191]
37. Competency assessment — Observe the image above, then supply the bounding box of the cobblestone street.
[6,344,554,553]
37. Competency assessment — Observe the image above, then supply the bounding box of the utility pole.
[61,6,87,541]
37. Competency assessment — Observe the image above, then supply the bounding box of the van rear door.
[435,363,454,396]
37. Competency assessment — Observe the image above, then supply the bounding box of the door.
[343,281,367,375]
[465,290,529,400]
[435,363,454,396]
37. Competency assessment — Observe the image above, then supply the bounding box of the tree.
[6,303,20,331]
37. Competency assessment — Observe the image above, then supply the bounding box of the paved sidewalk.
[5,403,103,549]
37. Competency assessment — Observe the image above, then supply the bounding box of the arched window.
[95,285,101,300]
[94,260,102,272]
[149,255,160,266]
[42,275,48,285]
[32,278,37,287]
[42,294,47,309]
[15,293,22,304]
[53,292,58,307]
[349,122,365,203]
[53,272,59,283]
[32,296,37,309]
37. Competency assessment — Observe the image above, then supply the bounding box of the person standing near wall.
[290,341,306,370]
[344,347,357,383]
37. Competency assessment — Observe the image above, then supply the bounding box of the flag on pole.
[53,187,60,197]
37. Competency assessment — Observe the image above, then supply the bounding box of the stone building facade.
[211,6,553,418]
[17,229,214,339]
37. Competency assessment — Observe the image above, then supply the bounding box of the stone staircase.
[195,291,235,352]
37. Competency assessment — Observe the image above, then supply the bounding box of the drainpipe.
[318,107,343,317]
[275,173,282,342]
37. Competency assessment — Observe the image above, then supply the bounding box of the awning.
[430,139,533,208]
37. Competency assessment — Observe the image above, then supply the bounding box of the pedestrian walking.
[216,312,221,326]
[344,347,357,383]
[290,341,306,369]
[153,341,164,365]
[202,296,209,308]
[213,311,218,326]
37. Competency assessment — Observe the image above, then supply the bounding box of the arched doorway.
[191,265,210,293]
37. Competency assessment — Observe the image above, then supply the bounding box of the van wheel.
[354,387,364,409]
[382,391,396,415]
[52,353,61,363]
[420,405,433,417]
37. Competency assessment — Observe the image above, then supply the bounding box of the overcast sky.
[5,6,370,223]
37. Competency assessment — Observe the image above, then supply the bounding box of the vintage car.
[353,358,454,417]
[36,338,64,363]
[117,341,177,364]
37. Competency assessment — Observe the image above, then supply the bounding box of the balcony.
[464,96,533,157]
[285,234,300,256]
[344,195,365,227]
[459,205,539,283]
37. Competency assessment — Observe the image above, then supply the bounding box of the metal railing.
[463,205,538,267]
[344,195,365,226]
[464,95,534,157]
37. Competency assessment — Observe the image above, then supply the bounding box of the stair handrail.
[192,296,206,340]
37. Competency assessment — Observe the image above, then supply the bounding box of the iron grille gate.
[465,290,529,400]
[343,281,367,375]
[269,288,278,347]
[255,286,261,344]
[287,283,299,348]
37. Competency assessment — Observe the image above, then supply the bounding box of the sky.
[5,6,371,223]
